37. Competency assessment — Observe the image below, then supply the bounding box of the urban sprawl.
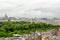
[0,14,60,40]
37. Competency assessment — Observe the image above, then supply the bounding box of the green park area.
[0,20,60,37]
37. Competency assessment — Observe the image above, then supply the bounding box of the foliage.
[0,20,59,37]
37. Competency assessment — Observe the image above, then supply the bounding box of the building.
[5,14,8,20]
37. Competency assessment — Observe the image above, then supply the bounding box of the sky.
[0,0,60,18]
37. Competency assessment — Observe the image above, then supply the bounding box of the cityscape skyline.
[0,14,60,19]
[0,14,60,20]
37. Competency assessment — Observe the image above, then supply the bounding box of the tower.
[5,14,8,19]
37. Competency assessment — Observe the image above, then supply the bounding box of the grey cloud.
[0,0,60,18]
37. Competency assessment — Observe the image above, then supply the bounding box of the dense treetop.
[0,20,60,37]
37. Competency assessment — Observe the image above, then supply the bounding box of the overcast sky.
[0,0,60,18]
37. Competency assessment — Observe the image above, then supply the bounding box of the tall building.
[5,14,8,19]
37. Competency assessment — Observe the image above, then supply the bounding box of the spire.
[5,14,8,19]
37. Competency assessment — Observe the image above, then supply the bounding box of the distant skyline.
[0,0,60,18]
